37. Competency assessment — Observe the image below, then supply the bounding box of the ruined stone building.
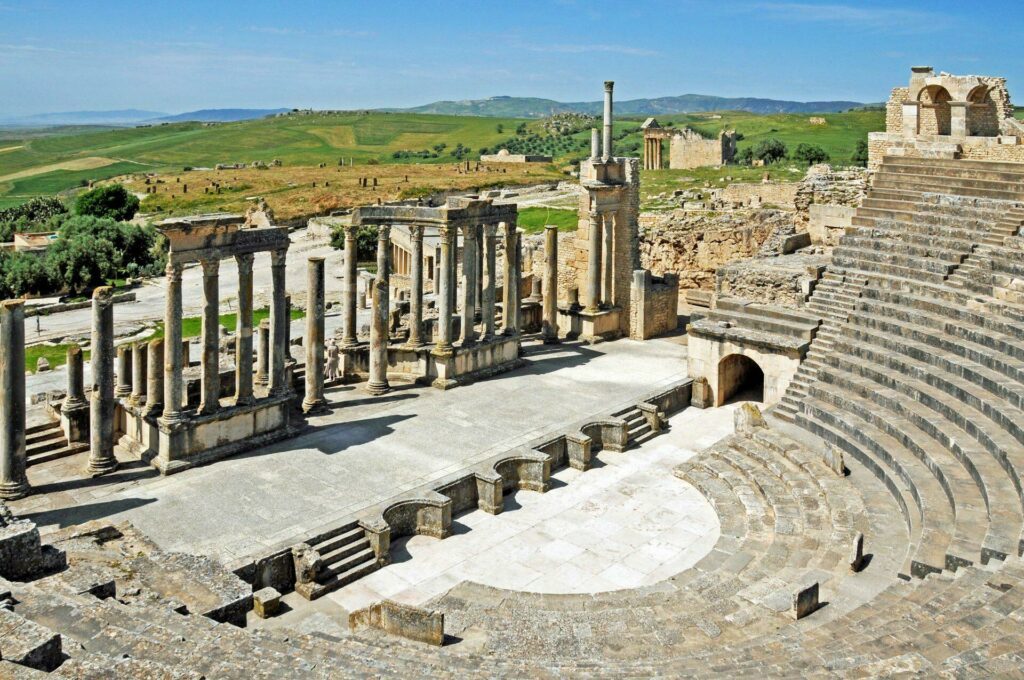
[642,118,737,169]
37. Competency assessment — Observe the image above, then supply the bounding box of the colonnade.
[584,211,618,313]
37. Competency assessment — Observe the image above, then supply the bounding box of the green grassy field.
[516,207,578,233]
[24,306,304,373]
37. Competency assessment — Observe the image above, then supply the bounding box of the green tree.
[330,225,381,262]
[793,143,830,165]
[0,196,68,243]
[752,138,788,164]
[45,215,157,293]
[73,184,140,221]
[495,123,504,134]
[1,252,50,297]
[851,139,869,167]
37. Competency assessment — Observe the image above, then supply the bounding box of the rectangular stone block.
[349,600,444,646]
[792,582,819,620]
[253,587,281,619]
[0,608,62,672]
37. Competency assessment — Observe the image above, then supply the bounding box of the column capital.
[343,224,359,237]
[235,252,255,270]
[377,224,391,241]
[165,261,183,281]
[483,222,499,238]
[461,222,479,239]
[439,222,457,243]
[409,224,425,240]
[200,257,220,275]
[271,248,288,267]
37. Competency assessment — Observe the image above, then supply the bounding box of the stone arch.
[966,85,999,136]
[918,85,952,136]
[717,353,764,406]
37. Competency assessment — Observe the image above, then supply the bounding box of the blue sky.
[0,0,1020,115]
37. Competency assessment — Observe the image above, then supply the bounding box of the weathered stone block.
[690,376,712,409]
[253,587,281,618]
[0,608,62,671]
[850,532,866,572]
[734,403,767,437]
[792,582,819,620]
[822,442,846,476]
[565,433,592,471]
[349,600,444,646]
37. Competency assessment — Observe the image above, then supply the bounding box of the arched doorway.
[918,85,952,136]
[966,85,998,136]
[718,354,764,405]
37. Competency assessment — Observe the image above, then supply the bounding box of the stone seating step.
[872,176,1024,202]
[879,160,1024,183]
[882,155,1024,175]
[833,243,960,275]
[832,251,948,284]
[840,233,969,265]
[796,400,947,579]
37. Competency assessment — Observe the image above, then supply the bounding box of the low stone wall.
[793,165,868,237]
[25,292,136,318]
[808,204,856,246]
[349,600,444,646]
[721,182,799,209]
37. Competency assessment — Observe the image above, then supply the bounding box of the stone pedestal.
[0,301,29,499]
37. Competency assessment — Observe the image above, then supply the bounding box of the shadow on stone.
[22,497,157,530]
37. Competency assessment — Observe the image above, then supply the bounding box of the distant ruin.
[642,118,737,170]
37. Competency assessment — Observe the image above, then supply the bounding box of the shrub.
[45,215,158,294]
[851,139,869,167]
[752,138,788,164]
[0,196,68,243]
[1,252,50,297]
[793,143,830,165]
[366,158,380,165]
[73,184,139,221]
[330,225,381,261]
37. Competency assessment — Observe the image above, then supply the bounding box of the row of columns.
[643,137,664,170]
[585,211,617,313]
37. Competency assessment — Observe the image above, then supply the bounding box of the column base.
[159,411,189,428]
[0,479,31,501]
[366,381,391,395]
[115,389,132,399]
[542,335,561,345]
[301,398,329,414]
[86,457,118,477]
[143,405,164,419]
[233,395,255,408]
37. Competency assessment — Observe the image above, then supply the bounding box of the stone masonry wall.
[886,87,909,133]
[669,130,729,169]
[721,182,799,209]
[638,209,792,292]
[629,270,679,340]
[524,231,580,304]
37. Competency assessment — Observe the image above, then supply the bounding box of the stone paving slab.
[12,337,687,565]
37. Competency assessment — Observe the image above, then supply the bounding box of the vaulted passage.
[717,353,764,405]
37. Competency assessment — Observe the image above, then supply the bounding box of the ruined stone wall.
[721,182,799,209]
[886,87,909,133]
[669,129,731,169]
[793,164,869,244]
[716,253,827,307]
[629,271,679,340]
[638,209,791,292]
[524,231,580,304]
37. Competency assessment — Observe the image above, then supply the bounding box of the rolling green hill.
[0,108,885,210]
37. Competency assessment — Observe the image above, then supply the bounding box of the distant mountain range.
[389,94,868,118]
[0,108,290,127]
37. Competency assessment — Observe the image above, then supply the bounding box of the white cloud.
[746,2,950,30]
[513,42,657,57]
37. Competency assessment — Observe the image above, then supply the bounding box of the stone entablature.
[869,66,1022,169]
[116,213,298,474]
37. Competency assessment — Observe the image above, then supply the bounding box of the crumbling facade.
[642,119,737,170]
[869,66,1024,169]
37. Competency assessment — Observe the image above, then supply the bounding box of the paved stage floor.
[13,336,689,564]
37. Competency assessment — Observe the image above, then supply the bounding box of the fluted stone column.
[0,300,29,499]
[269,249,289,396]
[161,263,185,424]
[198,258,220,415]
[406,225,425,347]
[234,253,255,406]
[144,339,164,417]
[256,320,270,386]
[62,344,89,443]
[460,224,478,346]
[542,225,560,344]
[367,225,391,395]
[482,223,497,339]
[303,256,327,413]
[130,342,147,407]
[602,212,614,307]
[342,225,359,347]
[585,212,602,313]
[115,345,132,399]
[436,223,455,352]
[88,287,118,476]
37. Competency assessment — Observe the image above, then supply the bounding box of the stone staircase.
[614,405,658,447]
[294,520,381,600]
[25,420,86,468]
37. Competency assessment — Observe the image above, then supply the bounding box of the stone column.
[115,345,132,399]
[436,223,455,352]
[501,222,514,334]
[88,287,118,476]
[590,128,600,160]
[511,229,523,333]
[449,229,457,326]
[198,258,220,415]
[602,81,614,160]
[130,341,147,407]
[460,224,478,345]
[406,225,425,347]
[284,294,293,365]
[482,223,497,339]
[602,212,614,307]
[474,237,483,321]
[269,249,289,396]
[62,344,89,442]
[303,256,327,413]
[342,226,359,347]
[542,225,560,344]
[144,339,164,417]
[585,212,602,313]
[256,320,270,386]
[161,262,185,424]
[0,300,29,499]
[367,225,391,395]
[234,253,255,406]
